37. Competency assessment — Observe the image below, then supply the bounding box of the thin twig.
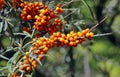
[62,0,77,7]
[90,16,108,31]
[64,9,77,19]
[93,33,112,37]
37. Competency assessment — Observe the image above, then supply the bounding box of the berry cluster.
[19,52,38,73]
[20,2,44,21]
[55,3,63,13]
[31,28,94,52]
[20,2,64,35]
[18,28,94,74]
[33,3,63,34]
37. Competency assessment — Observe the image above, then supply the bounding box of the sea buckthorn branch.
[0,0,113,77]
[16,28,94,76]
[11,1,95,77]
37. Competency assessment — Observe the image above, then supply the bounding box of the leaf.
[7,51,21,64]
[1,36,11,47]
[81,0,95,20]
[0,66,8,72]
[23,41,32,49]
[8,22,14,27]
[0,22,3,32]
[4,21,8,31]
[14,32,32,38]
[0,55,9,61]
[4,0,12,8]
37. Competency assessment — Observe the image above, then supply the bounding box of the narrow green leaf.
[81,0,95,20]
[0,55,9,61]
[4,21,8,31]
[8,22,14,27]
[1,36,11,47]
[0,22,3,32]
[0,66,8,71]
[7,51,21,64]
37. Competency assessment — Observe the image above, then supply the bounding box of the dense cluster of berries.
[20,1,63,35]
[20,2,43,21]
[19,52,38,73]
[0,0,5,10]
[31,28,94,52]
[18,28,94,74]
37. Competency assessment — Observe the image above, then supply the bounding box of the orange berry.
[41,19,45,24]
[21,16,26,20]
[43,47,48,52]
[64,40,68,44]
[34,15,39,19]
[28,2,33,7]
[39,2,43,6]
[23,56,27,60]
[35,2,39,6]
[69,41,74,46]
[85,28,90,33]
[59,37,64,42]
[20,3,25,8]
[33,64,37,69]
[56,7,63,13]
[43,16,47,20]
[81,30,86,35]
[12,73,18,77]
[35,50,40,54]
[69,37,74,41]
[32,60,37,65]
[50,11,56,18]
[24,60,29,64]
[25,52,29,55]
[70,31,74,34]
[19,65,24,70]
[74,36,78,40]
[56,7,59,11]
[57,3,62,7]
[38,55,43,60]
[78,32,82,36]
[89,32,94,37]
[27,15,32,20]
[86,33,90,37]
[26,66,31,71]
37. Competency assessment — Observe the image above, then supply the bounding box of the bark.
[65,47,75,77]
[83,50,90,77]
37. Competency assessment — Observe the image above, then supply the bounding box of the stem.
[90,16,108,31]
[83,50,90,77]
[65,47,75,77]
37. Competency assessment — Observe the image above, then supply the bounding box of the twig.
[64,9,77,19]
[62,0,78,7]
[90,16,108,31]
[93,33,112,37]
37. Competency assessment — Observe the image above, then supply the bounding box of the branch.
[90,16,108,31]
